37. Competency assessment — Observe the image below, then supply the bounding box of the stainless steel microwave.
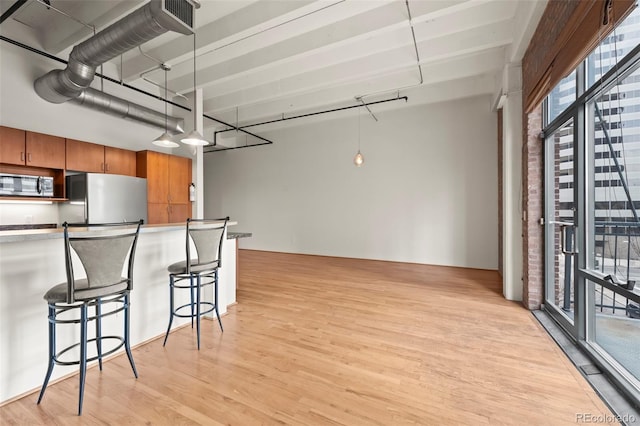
[0,173,54,197]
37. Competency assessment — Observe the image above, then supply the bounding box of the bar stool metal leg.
[123,293,138,377]
[95,299,103,371]
[190,281,195,328]
[78,304,88,416]
[37,305,56,404]
[195,274,201,350]
[163,275,175,347]
[214,270,223,332]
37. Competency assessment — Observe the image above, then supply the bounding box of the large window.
[543,6,640,406]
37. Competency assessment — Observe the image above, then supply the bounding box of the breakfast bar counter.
[0,221,240,403]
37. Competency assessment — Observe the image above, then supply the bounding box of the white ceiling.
[0,0,546,146]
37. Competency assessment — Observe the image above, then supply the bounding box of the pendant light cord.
[164,67,168,132]
[193,32,197,123]
[358,105,361,151]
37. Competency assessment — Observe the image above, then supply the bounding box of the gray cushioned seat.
[44,278,129,303]
[167,259,220,274]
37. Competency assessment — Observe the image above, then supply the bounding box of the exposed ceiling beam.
[120,0,326,81]
[205,48,506,123]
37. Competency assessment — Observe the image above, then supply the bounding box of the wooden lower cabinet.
[147,203,169,225]
[169,203,190,223]
[147,203,190,224]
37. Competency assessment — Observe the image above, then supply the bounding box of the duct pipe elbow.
[34,70,78,103]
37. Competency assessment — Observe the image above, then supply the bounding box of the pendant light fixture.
[181,31,208,146]
[353,105,364,167]
[153,64,179,148]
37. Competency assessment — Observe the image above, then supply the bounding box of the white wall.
[204,96,498,270]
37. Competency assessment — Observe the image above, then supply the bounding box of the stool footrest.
[173,302,216,318]
[53,336,125,366]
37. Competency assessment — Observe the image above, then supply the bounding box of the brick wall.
[522,107,544,309]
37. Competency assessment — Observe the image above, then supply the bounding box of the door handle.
[20,152,25,162]
[27,153,32,162]
[561,224,578,255]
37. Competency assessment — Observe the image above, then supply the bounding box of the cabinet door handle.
[101,162,104,171]
[27,153,32,162]
[20,152,25,162]
[105,163,110,172]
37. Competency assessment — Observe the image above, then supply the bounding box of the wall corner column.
[500,63,524,301]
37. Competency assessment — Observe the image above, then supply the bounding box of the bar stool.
[163,217,229,350]
[37,221,142,415]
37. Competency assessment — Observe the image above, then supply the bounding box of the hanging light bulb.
[181,31,208,146]
[153,65,179,148]
[354,150,364,166]
[353,104,364,167]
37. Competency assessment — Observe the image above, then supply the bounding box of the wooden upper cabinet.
[137,150,169,204]
[66,139,104,172]
[0,126,26,166]
[169,155,191,204]
[1,127,66,169]
[25,131,65,169]
[66,139,137,176]
[105,146,136,176]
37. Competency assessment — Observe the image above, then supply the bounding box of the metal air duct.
[72,88,184,134]
[34,0,195,131]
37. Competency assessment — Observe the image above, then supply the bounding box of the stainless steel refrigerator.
[60,173,148,224]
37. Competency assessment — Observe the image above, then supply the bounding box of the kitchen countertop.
[227,231,252,239]
[0,223,58,231]
[0,221,239,243]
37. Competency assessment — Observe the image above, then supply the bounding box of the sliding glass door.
[583,64,640,395]
[542,8,640,404]
[545,117,577,333]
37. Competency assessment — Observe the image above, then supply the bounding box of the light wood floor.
[0,250,616,425]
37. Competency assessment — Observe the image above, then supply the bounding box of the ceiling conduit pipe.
[214,96,408,135]
[33,0,195,132]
